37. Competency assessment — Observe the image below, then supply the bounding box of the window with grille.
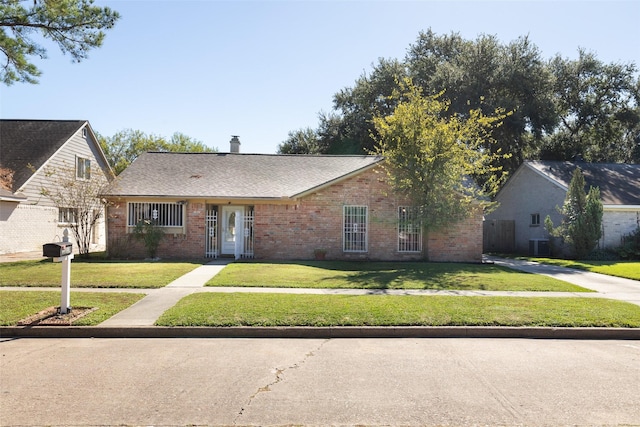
[343,205,368,252]
[58,207,77,224]
[398,206,422,252]
[128,202,184,227]
[76,156,91,180]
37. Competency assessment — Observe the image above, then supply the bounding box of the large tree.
[372,79,509,232]
[313,30,556,175]
[98,129,217,175]
[277,127,321,154]
[291,29,639,180]
[542,50,640,162]
[0,0,119,85]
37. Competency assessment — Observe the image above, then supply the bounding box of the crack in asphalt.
[234,338,330,424]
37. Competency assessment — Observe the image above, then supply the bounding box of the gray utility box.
[43,242,73,258]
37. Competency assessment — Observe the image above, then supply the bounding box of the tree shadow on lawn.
[270,260,528,290]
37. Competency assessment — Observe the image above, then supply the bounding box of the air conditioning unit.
[529,239,550,256]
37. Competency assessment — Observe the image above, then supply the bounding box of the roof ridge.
[144,151,382,158]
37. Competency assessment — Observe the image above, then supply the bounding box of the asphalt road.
[1,338,639,426]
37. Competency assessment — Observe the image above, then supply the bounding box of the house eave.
[0,194,27,203]
[603,204,640,210]
[103,195,297,205]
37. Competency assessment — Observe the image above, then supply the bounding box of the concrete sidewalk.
[98,259,231,326]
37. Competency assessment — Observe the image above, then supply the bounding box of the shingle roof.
[526,160,640,205]
[104,152,384,199]
[0,120,87,191]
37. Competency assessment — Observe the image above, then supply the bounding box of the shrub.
[617,227,640,260]
[133,220,164,259]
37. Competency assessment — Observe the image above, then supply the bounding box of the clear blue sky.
[2,0,639,154]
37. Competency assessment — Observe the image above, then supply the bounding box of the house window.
[343,205,368,252]
[58,207,77,224]
[82,127,87,138]
[398,206,422,252]
[530,213,541,227]
[128,202,184,227]
[76,157,91,180]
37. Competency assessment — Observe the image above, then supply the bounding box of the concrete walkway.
[98,260,231,326]
[487,256,640,307]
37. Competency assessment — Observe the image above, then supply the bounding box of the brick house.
[486,160,640,255]
[102,140,482,262]
[0,120,113,255]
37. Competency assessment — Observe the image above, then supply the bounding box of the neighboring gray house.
[0,120,113,255]
[486,160,640,255]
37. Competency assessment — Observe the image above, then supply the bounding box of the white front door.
[221,206,242,255]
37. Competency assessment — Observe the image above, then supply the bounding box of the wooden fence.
[483,220,515,253]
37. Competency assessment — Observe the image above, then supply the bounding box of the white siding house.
[0,120,113,255]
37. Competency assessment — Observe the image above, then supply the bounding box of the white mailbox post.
[57,253,73,314]
[42,229,74,314]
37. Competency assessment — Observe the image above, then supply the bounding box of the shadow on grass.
[237,260,535,291]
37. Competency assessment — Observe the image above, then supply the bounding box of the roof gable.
[104,152,384,199]
[526,161,640,205]
[0,119,87,191]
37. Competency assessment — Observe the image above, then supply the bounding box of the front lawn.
[529,258,640,281]
[206,261,590,292]
[0,290,145,326]
[0,260,203,288]
[157,293,640,327]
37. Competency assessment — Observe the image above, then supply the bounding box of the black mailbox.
[43,242,73,258]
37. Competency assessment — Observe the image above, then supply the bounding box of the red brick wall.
[426,207,484,263]
[106,200,207,259]
[105,167,483,262]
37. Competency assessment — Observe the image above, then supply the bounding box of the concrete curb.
[2,326,639,340]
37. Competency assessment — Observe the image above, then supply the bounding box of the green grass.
[0,290,145,326]
[206,261,590,292]
[529,258,640,281]
[0,259,204,288]
[156,293,640,327]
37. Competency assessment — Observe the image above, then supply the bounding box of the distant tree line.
[279,29,640,177]
[98,129,217,175]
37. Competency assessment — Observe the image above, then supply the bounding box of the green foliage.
[617,227,640,260]
[545,168,603,259]
[372,79,510,232]
[98,129,216,175]
[288,29,640,174]
[0,0,120,85]
[542,50,640,163]
[277,127,322,154]
[133,220,165,259]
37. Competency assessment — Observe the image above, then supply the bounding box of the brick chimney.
[230,135,241,153]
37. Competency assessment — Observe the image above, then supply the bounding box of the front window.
[398,206,422,252]
[76,157,91,180]
[128,202,184,227]
[58,207,77,224]
[343,205,368,252]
